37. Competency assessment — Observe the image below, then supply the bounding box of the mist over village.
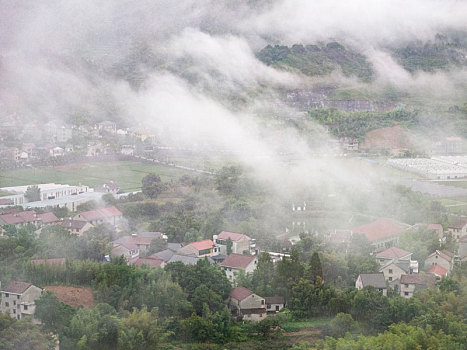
[1,1,467,349]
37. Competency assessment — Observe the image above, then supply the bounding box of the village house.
[220,253,258,283]
[351,218,411,251]
[213,231,252,255]
[0,281,43,320]
[447,219,467,241]
[459,235,467,262]
[74,206,122,226]
[128,256,165,268]
[265,296,285,315]
[111,232,167,260]
[426,265,448,280]
[0,210,59,235]
[424,250,455,274]
[57,219,94,236]
[355,273,388,296]
[379,259,413,285]
[227,286,266,322]
[375,247,413,266]
[177,239,219,258]
[400,274,437,298]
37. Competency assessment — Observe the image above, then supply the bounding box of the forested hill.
[257,42,373,81]
[258,34,467,80]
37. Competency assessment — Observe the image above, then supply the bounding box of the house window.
[5,293,8,298]
[13,301,16,306]
[17,315,20,320]
[24,305,28,311]
[261,300,264,305]
[404,284,409,288]
[17,295,19,299]
[389,269,393,274]
[389,277,393,281]
[275,305,280,311]
[267,304,271,309]
[13,309,16,314]
[404,292,409,296]
[5,302,9,307]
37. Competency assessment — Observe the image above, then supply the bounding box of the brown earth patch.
[284,327,323,346]
[44,286,95,308]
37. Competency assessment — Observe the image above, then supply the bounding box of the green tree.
[309,251,323,284]
[35,291,76,334]
[25,185,41,202]
[142,173,163,199]
[226,237,233,255]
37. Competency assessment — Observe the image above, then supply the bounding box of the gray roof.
[359,273,387,289]
[168,242,182,251]
[167,254,214,265]
[381,259,411,273]
[154,249,175,262]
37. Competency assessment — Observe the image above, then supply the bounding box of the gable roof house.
[128,256,165,269]
[351,218,411,251]
[227,286,266,322]
[0,210,59,235]
[375,247,413,266]
[177,239,219,258]
[424,250,455,274]
[73,206,122,226]
[355,273,387,296]
[0,281,43,320]
[400,274,437,298]
[220,253,257,284]
[447,219,467,241]
[111,232,167,260]
[214,231,252,255]
[265,296,286,315]
[57,219,94,236]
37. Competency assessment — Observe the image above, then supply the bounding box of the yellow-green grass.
[0,161,193,192]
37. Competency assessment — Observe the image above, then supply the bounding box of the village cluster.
[1,177,466,323]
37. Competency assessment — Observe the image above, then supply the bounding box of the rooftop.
[376,247,412,259]
[2,281,33,294]
[221,253,256,269]
[400,274,436,286]
[76,206,122,221]
[218,231,249,242]
[359,273,387,289]
[352,218,410,242]
[426,265,448,276]
[230,286,253,301]
[189,239,214,251]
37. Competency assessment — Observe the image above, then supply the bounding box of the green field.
[0,161,193,192]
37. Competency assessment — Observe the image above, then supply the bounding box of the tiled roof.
[265,296,284,304]
[448,218,467,229]
[352,218,410,242]
[189,239,214,251]
[167,254,214,265]
[427,250,454,262]
[426,265,448,276]
[2,281,32,294]
[400,274,436,286]
[230,286,253,301]
[359,273,387,289]
[129,257,164,268]
[37,212,59,224]
[221,253,256,269]
[75,206,122,221]
[380,259,411,274]
[218,231,249,242]
[376,247,412,259]
[153,249,175,262]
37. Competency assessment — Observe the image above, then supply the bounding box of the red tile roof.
[129,257,164,268]
[426,265,448,276]
[218,231,248,242]
[76,206,122,221]
[0,213,25,224]
[352,218,410,242]
[376,247,412,259]
[0,198,13,205]
[230,286,253,301]
[221,253,256,269]
[37,212,59,224]
[189,239,214,251]
[448,218,467,229]
[2,281,32,294]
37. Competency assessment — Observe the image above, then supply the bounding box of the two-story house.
[57,219,94,236]
[220,253,257,283]
[351,218,411,251]
[227,286,266,322]
[400,274,436,298]
[379,259,412,285]
[447,219,467,241]
[213,231,252,255]
[0,281,43,320]
[375,247,412,266]
[424,250,455,274]
[73,206,122,226]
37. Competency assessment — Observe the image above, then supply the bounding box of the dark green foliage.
[0,312,55,350]
[327,313,359,338]
[308,108,419,140]
[258,42,373,81]
[35,292,76,334]
[76,200,98,213]
[25,185,41,202]
[226,237,233,255]
[142,173,163,199]
[309,251,323,284]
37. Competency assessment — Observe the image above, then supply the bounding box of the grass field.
[0,161,193,192]
[280,317,332,332]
